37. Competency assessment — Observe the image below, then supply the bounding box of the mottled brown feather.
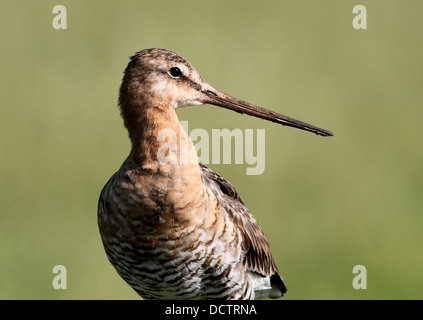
[200,163,287,295]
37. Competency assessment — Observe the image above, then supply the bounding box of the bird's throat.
[127,105,199,171]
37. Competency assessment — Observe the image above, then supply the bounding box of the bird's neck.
[121,103,207,220]
[125,103,199,176]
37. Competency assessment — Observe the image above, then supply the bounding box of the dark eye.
[169,67,182,78]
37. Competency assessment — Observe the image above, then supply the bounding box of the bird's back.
[200,164,286,298]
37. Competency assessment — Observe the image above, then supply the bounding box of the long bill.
[199,86,333,137]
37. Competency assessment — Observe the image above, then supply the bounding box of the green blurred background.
[1,0,422,299]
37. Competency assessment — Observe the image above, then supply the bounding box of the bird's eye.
[168,67,182,78]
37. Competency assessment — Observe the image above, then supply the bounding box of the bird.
[98,48,333,300]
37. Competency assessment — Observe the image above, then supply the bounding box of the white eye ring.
[168,67,182,79]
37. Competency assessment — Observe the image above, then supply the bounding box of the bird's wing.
[199,163,286,295]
